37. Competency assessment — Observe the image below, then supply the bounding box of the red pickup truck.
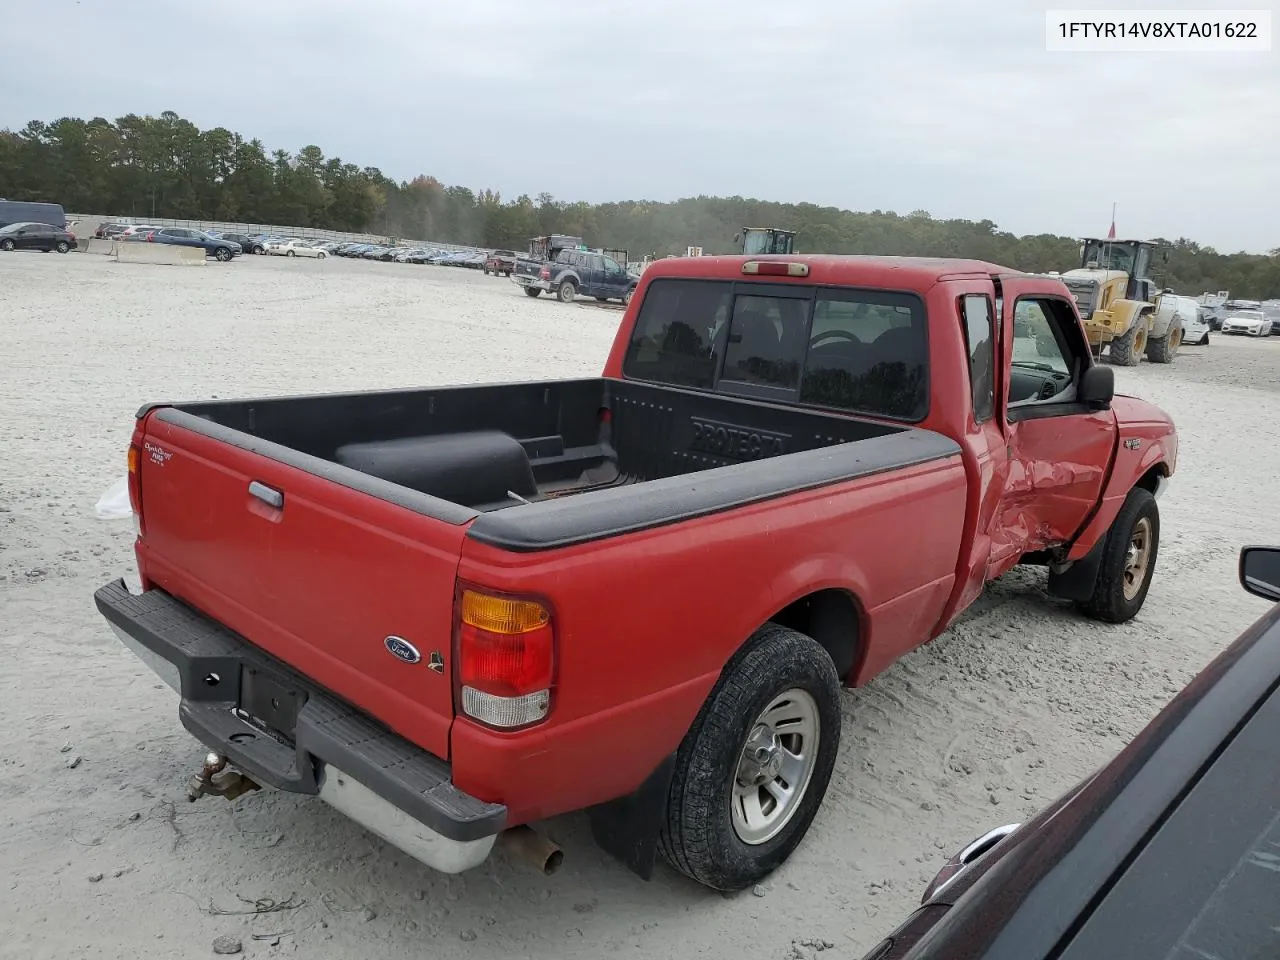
[95,254,1177,892]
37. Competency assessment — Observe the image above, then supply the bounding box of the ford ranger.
[94,254,1177,892]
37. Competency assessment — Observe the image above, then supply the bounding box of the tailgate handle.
[248,481,284,509]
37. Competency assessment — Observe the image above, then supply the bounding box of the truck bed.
[144,377,961,551]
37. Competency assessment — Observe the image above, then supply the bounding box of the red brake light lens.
[456,588,555,728]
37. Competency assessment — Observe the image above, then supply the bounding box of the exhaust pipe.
[499,825,564,875]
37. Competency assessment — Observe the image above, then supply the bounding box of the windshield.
[1228,310,1264,320]
[1082,241,1136,273]
[622,278,928,421]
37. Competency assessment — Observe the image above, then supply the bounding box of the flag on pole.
[1107,202,1116,239]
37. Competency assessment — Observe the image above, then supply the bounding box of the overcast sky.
[5,0,1276,251]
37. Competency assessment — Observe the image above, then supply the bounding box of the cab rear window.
[621,278,928,421]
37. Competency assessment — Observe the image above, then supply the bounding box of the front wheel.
[55,241,70,254]
[658,624,841,891]
[623,288,635,306]
[1108,321,1147,366]
[1077,486,1160,623]
[557,279,577,303]
[214,247,231,262]
[317,251,326,259]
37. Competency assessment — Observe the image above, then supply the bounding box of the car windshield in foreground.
[621,277,928,421]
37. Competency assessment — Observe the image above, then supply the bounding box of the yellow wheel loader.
[1052,239,1179,366]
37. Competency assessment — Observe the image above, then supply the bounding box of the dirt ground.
[2,252,1278,960]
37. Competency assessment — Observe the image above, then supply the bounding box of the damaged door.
[989,281,1117,576]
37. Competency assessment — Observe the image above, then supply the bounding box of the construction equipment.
[1053,238,1177,365]
[735,227,797,256]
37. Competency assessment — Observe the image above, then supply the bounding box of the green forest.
[2,111,1276,298]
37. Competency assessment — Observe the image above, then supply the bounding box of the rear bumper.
[512,274,551,292]
[94,578,506,873]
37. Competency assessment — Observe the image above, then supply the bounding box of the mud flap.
[1047,534,1107,601]
[586,753,677,880]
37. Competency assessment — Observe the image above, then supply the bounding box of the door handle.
[248,481,284,509]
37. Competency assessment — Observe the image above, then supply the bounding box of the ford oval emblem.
[383,635,421,664]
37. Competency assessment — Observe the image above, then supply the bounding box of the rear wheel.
[524,287,541,298]
[1145,322,1182,363]
[623,288,635,306]
[557,279,577,303]
[658,624,841,891]
[55,241,70,254]
[1077,486,1160,624]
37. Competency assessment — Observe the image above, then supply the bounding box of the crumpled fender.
[1065,395,1177,561]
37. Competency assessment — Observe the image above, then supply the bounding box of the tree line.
[2,111,1275,298]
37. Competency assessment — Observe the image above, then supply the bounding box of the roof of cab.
[641,253,1024,290]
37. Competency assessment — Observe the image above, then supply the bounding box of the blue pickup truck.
[511,247,638,305]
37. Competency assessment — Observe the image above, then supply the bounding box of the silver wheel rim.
[730,689,820,846]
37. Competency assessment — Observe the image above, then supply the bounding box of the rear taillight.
[539,267,550,280]
[455,587,554,729]
[127,436,144,536]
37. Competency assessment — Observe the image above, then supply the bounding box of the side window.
[602,256,622,274]
[1008,297,1086,412]
[800,291,928,421]
[960,295,995,423]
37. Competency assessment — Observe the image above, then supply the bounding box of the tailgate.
[134,413,467,760]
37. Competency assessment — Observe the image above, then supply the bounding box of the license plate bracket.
[238,665,307,742]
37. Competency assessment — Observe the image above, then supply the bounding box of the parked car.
[484,250,519,276]
[94,254,1175,893]
[0,220,77,253]
[1221,309,1272,337]
[512,247,638,304]
[209,232,257,252]
[1170,294,1209,345]
[264,239,327,259]
[95,221,130,240]
[858,544,1280,960]
[117,224,160,241]
[0,199,66,230]
[147,228,241,262]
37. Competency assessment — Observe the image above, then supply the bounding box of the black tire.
[1108,321,1147,366]
[317,251,326,259]
[595,296,608,302]
[623,288,635,307]
[658,623,842,891]
[1077,486,1160,624]
[0,239,13,252]
[524,287,542,298]
[286,249,295,257]
[1145,322,1181,363]
[1201,332,1210,345]
[214,247,231,262]
[557,279,577,303]
[55,241,70,254]
[252,244,264,255]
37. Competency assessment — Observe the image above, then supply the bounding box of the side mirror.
[1079,364,1114,408]
[1239,546,1280,602]
[921,823,1021,904]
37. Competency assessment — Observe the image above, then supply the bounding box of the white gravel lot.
[2,251,1279,960]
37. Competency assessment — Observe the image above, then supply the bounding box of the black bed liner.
[142,377,962,552]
